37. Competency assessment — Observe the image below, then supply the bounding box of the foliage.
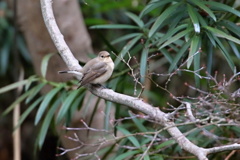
[84,0,240,159]
[0,2,31,77]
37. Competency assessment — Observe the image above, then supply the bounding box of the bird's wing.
[79,62,107,86]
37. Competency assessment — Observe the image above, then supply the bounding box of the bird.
[59,51,114,88]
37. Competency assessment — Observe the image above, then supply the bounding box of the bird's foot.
[91,83,107,89]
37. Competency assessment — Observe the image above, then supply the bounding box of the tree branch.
[40,0,81,71]
[40,0,240,159]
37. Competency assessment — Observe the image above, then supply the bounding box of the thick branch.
[40,0,81,71]
[90,87,208,160]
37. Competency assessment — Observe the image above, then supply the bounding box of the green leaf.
[34,86,63,125]
[219,21,240,38]
[189,0,216,21]
[125,12,144,28]
[148,3,181,38]
[160,48,173,64]
[25,83,46,104]
[194,48,201,87]
[0,77,37,94]
[17,35,31,63]
[205,31,216,47]
[140,45,149,83]
[38,97,61,149]
[90,24,139,29]
[206,42,213,74]
[187,35,201,68]
[56,89,83,123]
[169,41,191,72]
[2,86,37,115]
[114,34,142,67]
[143,154,150,160]
[41,53,54,78]
[157,24,187,46]
[159,28,193,49]
[104,101,112,130]
[0,40,10,75]
[204,26,240,45]
[187,4,200,33]
[115,150,140,160]
[129,112,148,132]
[205,1,240,17]
[214,36,235,70]
[140,0,173,18]
[111,33,142,45]
[228,41,240,58]
[156,139,175,149]
[14,96,44,130]
[117,126,141,148]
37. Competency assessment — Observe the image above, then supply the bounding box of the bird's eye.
[101,56,104,58]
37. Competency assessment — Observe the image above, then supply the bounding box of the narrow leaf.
[38,97,61,148]
[2,87,37,115]
[206,42,213,74]
[204,26,240,44]
[0,41,10,75]
[140,46,149,83]
[157,24,187,46]
[90,24,139,29]
[129,112,148,132]
[140,0,173,18]
[169,41,191,72]
[220,21,240,38]
[56,89,82,123]
[160,48,173,64]
[111,33,142,45]
[148,3,181,38]
[189,0,217,21]
[187,35,201,68]
[125,12,144,28]
[159,28,192,49]
[0,78,37,94]
[25,83,46,104]
[114,34,142,67]
[117,126,141,148]
[14,96,44,130]
[35,86,63,125]
[205,31,216,47]
[156,139,175,149]
[228,41,240,58]
[205,1,240,17]
[187,4,200,33]
[104,101,112,130]
[215,37,235,70]
[115,150,140,160]
[194,48,201,87]
[41,53,54,78]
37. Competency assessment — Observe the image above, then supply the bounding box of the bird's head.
[98,51,112,62]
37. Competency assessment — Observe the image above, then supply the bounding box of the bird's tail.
[58,70,83,80]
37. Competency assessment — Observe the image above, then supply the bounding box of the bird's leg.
[91,83,107,89]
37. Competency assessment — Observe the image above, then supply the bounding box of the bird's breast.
[92,61,114,84]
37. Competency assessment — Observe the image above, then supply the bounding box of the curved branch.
[40,0,240,159]
[40,0,81,71]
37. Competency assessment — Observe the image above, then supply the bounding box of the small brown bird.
[59,51,114,88]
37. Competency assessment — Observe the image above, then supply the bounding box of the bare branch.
[40,0,81,71]
[205,143,240,155]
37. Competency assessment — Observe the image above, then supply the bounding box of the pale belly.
[91,62,114,84]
